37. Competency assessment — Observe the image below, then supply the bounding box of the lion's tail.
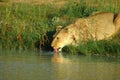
[114,14,120,33]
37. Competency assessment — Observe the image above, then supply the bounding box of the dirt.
[0,0,69,8]
[9,0,68,5]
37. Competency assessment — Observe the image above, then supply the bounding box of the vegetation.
[0,0,120,57]
[63,39,120,57]
[0,0,8,2]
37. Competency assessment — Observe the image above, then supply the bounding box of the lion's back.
[75,12,116,40]
[88,12,115,40]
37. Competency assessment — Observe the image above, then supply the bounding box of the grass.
[0,0,120,57]
[63,39,120,57]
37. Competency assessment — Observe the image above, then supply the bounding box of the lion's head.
[51,24,77,53]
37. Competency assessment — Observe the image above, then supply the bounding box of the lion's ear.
[56,26,63,32]
[53,26,63,38]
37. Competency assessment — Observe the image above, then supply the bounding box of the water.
[0,51,120,80]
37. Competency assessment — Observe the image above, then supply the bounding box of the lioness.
[51,12,120,53]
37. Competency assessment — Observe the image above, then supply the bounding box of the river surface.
[0,50,120,80]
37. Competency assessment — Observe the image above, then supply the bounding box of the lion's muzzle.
[52,46,61,53]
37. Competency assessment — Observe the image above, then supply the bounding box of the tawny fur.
[51,12,120,51]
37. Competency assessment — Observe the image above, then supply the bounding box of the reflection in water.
[51,53,120,80]
[0,51,120,80]
[53,60,120,80]
[52,52,70,63]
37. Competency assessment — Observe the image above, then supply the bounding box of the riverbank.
[0,0,120,57]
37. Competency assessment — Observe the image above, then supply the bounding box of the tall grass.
[0,3,55,50]
[0,0,120,57]
[63,40,120,57]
